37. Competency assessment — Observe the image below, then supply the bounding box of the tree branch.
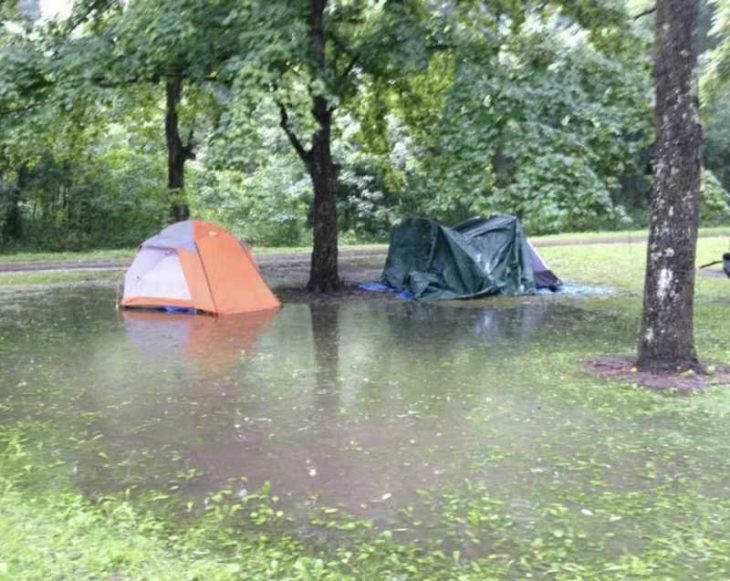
[633,6,656,20]
[0,102,42,117]
[183,127,196,160]
[276,100,311,164]
[338,54,359,82]
[427,42,457,51]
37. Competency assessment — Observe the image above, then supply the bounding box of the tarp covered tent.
[120,220,280,315]
[381,215,561,300]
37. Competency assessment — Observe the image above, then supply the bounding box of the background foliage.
[0,0,729,250]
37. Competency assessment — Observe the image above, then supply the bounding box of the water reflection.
[178,301,552,520]
[122,308,279,375]
[310,302,341,420]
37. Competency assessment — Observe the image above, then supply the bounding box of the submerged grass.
[3,235,730,578]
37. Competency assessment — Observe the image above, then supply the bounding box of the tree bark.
[305,0,341,292]
[165,77,194,223]
[637,0,702,373]
[307,95,340,292]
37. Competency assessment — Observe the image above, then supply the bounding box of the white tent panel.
[123,248,191,301]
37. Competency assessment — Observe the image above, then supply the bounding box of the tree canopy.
[1,0,729,284]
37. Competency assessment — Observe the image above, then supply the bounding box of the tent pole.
[195,242,220,315]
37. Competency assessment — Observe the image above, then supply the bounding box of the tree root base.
[306,278,344,294]
[587,357,730,392]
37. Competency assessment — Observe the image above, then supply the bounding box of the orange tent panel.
[177,249,217,313]
[195,230,281,314]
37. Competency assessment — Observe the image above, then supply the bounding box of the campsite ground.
[3,232,730,579]
[1,226,730,288]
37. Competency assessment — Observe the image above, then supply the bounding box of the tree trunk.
[307,95,340,292]
[165,77,192,223]
[1,167,25,243]
[306,0,341,292]
[637,0,702,373]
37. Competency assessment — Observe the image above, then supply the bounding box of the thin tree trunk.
[637,0,702,373]
[306,0,340,292]
[2,166,25,243]
[165,77,193,223]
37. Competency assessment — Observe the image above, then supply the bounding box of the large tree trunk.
[165,77,193,223]
[306,0,341,292]
[307,95,340,292]
[637,0,702,373]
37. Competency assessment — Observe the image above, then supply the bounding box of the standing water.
[3,285,730,570]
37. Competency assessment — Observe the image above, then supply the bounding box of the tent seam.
[194,242,219,315]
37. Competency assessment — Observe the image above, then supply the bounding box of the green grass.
[532,225,730,242]
[540,236,730,297]
[0,248,135,264]
[0,490,240,580]
[0,244,388,268]
[0,270,120,287]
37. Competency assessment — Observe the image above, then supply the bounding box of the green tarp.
[381,215,552,300]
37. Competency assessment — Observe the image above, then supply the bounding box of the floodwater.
[4,286,730,561]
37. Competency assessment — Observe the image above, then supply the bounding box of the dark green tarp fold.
[381,215,559,300]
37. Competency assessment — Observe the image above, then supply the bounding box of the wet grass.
[0,248,135,264]
[3,237,730,578]
[541,236,730,294]
[0,270,120,287]
[535,224,730,242]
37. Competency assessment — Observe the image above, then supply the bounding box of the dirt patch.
[277,284,399,304]
[586,356,730,392]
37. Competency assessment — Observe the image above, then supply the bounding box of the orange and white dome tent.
[120,221,280,315]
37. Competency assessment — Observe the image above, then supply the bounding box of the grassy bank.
[0,270,120,288]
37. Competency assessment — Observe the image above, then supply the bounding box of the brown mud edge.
[587,356,730,392]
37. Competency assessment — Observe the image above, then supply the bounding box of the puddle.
[3,286,730,559]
